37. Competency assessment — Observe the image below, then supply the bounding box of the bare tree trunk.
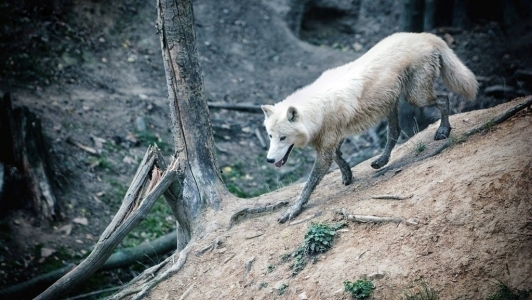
[452,0,469,29]
[399,0,425,32]
[423,0,437,31]
[156,0,228,248]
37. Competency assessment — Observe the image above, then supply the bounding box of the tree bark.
[156,0,228,248]
[399,0,425,32]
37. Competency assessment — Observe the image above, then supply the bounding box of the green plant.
[305,222,345,255]
[414,141,426,154]
[344,279,374,299]
[259,282,268,290]
[288,222,345,275]
[398,282,439,300]
[267,264,275,273]
[449,133,468,147]
[487,280,530,300]
[278,283,289,295]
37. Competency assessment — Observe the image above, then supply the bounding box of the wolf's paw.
[434,126,451,140]
[371,157,389,169]
[278,205,303,224]
[342,173,353,186]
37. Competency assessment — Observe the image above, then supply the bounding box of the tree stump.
[0,92,59,221]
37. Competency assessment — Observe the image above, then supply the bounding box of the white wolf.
[261,32,478,223]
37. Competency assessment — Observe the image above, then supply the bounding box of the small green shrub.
[305,222,345,255]
[344,279,374,299]
[278,283,289,295]
[487,281,530,300]
[398,282,439,300]
[267,264,275,273]
[288,222,345,275]
[414,141,426,154]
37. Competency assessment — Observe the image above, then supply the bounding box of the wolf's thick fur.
[262,32,478,223]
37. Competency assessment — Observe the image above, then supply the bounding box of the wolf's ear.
[261,105,274,118]
[287,106,298,122]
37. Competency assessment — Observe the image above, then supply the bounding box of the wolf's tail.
[438,45,478,100]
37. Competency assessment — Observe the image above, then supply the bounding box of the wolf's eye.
[280,136,286,141]
[268,134,272,139]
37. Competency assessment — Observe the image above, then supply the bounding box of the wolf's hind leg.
[334,139,353,185]
[434,94,452,140]
[278,151,333,223]
[371,104,400,169]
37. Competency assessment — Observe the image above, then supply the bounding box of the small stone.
[73,217,88,226]
[368,271,385,280]
[41,247,56,258]
[353,42,363,52]
[298,292,308,299]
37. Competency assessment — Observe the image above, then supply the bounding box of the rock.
[73,217,88,226]
[368,271,385,280]
[298,292,308,299]
[41,247,56,258]
[135,116,147,132]
[353,42,363,52]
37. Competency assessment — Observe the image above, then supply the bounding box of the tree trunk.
[156,0,228,248]
[452,0,469,29]
[399,0,425,32]
[423,0,437,31]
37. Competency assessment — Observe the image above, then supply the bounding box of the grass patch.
[344,279,374,299]
[487,280,530,300]
[398,282,439,300]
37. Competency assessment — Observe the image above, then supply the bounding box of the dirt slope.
[147,97,532,300]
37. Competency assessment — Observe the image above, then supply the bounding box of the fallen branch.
[65,286,121,300]
[254,127,267,149]
[35,146,182,300]
[371,194,413,200]
[223,253,236,264]
[336,208,403,224]
[245,233,264,239]
[0,264,75,299]
[228,201,289,229]
[207,102,263,113]
[289,211,323,226]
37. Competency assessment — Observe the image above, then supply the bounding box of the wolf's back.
[438,44,478,100]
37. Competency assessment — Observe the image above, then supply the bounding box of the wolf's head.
[261,105,310,168]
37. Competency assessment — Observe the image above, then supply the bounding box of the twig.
[371,194,413,200]
[289,211,323,226]
[228,201,289,229]
[66,137,99,156]
[223,253,236,264]
[178,282,196,300]
[245,233,264,239]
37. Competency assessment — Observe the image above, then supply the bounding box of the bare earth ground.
[148,98,532,299]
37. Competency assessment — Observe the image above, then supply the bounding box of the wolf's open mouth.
[274,144,294,168]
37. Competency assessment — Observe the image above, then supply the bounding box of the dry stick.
[289,211,323,226]
[245,233,264,239]
[66,137,99,156]
[178,282,196,300]
[336,208,403,224]
[371,194,413,200]
[223,253,236,264]
[373,97,532,178]
[245,257,256,274]
[228,201,289,229]
[35,146,181,300]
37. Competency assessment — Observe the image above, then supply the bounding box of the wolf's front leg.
[278,151,333,223]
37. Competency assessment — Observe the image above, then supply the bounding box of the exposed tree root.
[110,243,193,300]
[178,282,196,300]
[195,237,220,256]
[228,201,289,229]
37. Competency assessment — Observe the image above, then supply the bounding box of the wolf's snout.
[266,158,275,163]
